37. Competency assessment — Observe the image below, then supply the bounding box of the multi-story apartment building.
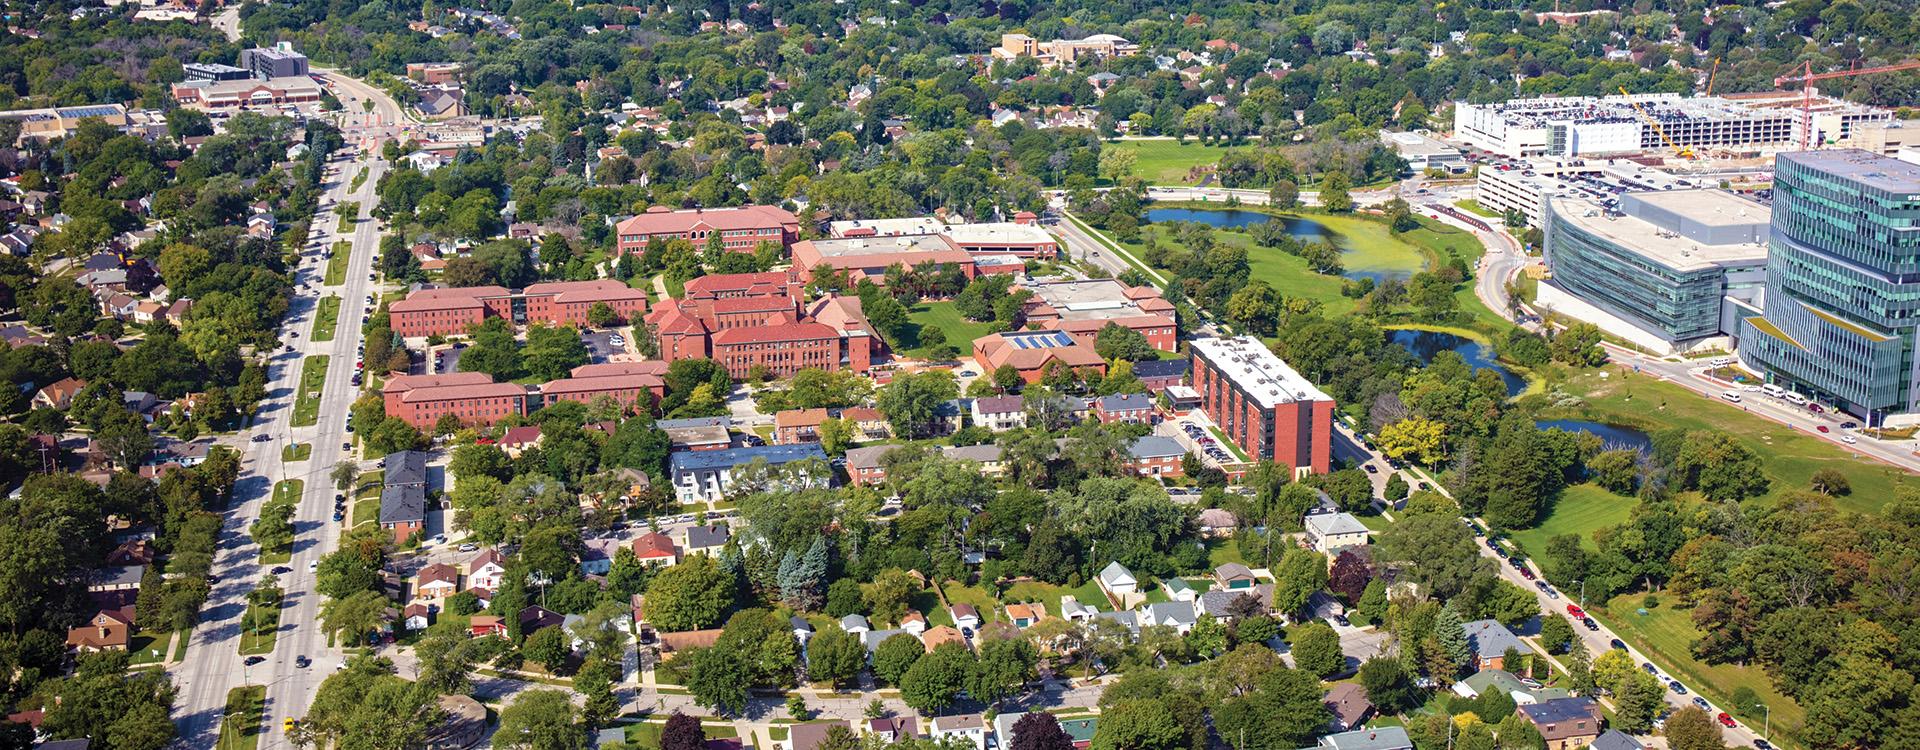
[1190,337,1334,476]
[614,205,800,257]
[1740,150,1920,424]
[240,43,310,79]
[382,373,528,429]
[645,290,881,379]
[387,280,649,337]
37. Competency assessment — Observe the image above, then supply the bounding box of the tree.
[682,646,752,716]
[876,371,959,439]
[587,302,620,328]
[1433,605,1472,676]
[1357,657,1421,715]
[1378,514,1491,599]
[863,569,918,624]
[523,626,571,674]
[1377,417,1447,466]
[1012,711,1075,750]
[806,626,865,686]
[332,460,361,493]
[901,642,974,713]
[1290,622,1345,678]
[1587,449,1641,495]
[1320,172,1353,213]
[1663,707,1727,750]
[1495,713,1546,750]
[493,690,582,750]
[660,714,706,750]
[1269,547,1328,616]
[1810,468,1851,496]
[1540,615,1577,654]
[319,590,388,648]
[1212,666,1333,750]
[644,555,733,631]
[1092,699,1187,750]
[1094,323,1156,362]
[969,636,1038,707]
[1549,323,1606,367]
[1328,550,1372,602]
[872,633,924,686]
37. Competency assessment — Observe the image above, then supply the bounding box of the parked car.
[1610,639,1627,651]
[1642,662,1659,675]
[1536,581,1558,599]
[1582,617,1600,631]
[1717,713,1737,728]
[1670,681,1688,695]
[459,543,478,552]
[1566,604,1586,618]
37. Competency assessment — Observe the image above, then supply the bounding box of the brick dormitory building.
[615,205,801,257]
[387,280,650,338]
[643,271,883,380]
[1190,336,1334,476]
[381,361,669,429]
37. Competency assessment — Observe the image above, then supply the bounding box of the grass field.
[1108,140,1242,184]
[325,241,351,285]
[1132,206,1439,314]
[312,296,341,341]
[1002,579,1112,616]
[282,443,311,462]
[1598,595,1805,746]
[217,685,267,750]
[1550,367,1917,513]
[336,201,359,234]
[351,469,382,526]
[901,301,997,359]
[1454,199,1502,218]
[129,630,172,665]
[1507,484,1635,576]
[290,356,329,427]
[932,581,1002,626]
[622,720,739,750]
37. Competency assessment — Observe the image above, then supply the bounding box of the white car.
[308,560,319,572]
[1842,435,1859,444]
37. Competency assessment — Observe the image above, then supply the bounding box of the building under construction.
[1456,92,1892,158]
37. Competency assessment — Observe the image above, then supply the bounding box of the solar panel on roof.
[60,106,120,118]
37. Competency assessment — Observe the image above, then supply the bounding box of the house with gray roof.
[1318,726,1413,750]
[970,395,1026,431]
[1463,619,1528,671]
[1140,601,1198,633]
[838,614,870,634]
[1198,585,1273,619]
[1304,511,1370,552]
[1589,730,1643,750]
[1097,561,1137,596]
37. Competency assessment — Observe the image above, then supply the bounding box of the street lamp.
[1756,703,1770,739]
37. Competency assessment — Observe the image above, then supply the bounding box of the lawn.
[1001,578,1112,615]
[129,630,171,665]
[351,469,382,526]
[933,580,1001,626]
[336,201,359,234]
[290,356,329,427]
[1454,199,1503,218]
[238,599,279,656]
[1207,427,1250,462]
[1131,206,1436,314]
[216,685,267,750]
[1599,595,1805,746]
[260,479,303,564]
[1549,367,1917,514]
[313,296,341,342]
[1108,140,1241,184]
[1204,538,1249,569]
[325,241,352,285]
[901,301,998,359]
[282,443,311,462]
[1507,484,1635,578]
[349,168,368,191]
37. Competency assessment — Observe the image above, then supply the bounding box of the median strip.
[290,355,330,427]
[312,296,341,341]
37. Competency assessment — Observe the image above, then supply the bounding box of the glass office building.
[1545,190,1770,343]
[1741,150,1920,421]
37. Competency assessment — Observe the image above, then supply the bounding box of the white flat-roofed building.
[1380,129,1466,173]
[1456,92,1891,158]
[1020,278,1178,351]
[830,216,1059,259]
[1474,159,1693,229]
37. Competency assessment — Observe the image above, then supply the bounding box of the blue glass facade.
[1545,205,1736,341]
[1741,150,1920,420]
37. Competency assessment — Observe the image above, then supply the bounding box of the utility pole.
[1757,703,1770,739]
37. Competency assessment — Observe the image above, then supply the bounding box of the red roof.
[540,374,664,395]
[570,361,670,378]
[497,426,542,446]
[400,382,528,403]
[383,372,494,395]
[633,532,678,559]
[683,271,796,299]
[522,279,650,304]
[712,321,840,345]
[617,205,798,236]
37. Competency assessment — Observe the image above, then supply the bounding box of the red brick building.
[1190,337,1333,476]
[773,408,829,444]
[971,330,1106,385]
[683,271,805,301]
[382,373,528,429]
[644,293,881,379]
[615,205,800,257]
[1019,279,1179,352]
[388,280,650,338]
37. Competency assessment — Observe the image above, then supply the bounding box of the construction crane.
[1704,57,1720,97]
[1775,59,1920,149]
[1619,87,1696,159]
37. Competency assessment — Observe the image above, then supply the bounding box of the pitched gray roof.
[1127,435,1187,459]
[1464,619,1527,659]
[1589,730,1643,750]
[1305,512,1369,537]
[384,450,429,487]
[380,484,426,525]
[1098,561,1135,587]
[686,524,729,549]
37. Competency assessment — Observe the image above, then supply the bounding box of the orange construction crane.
[1775,59,1920,149]
[1619,86,1696,159]
[1704,57,1720,96]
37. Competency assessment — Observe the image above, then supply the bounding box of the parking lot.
[582,329,630,363]
[1155,413,1241,469]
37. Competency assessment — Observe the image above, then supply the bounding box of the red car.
[1519,567,1536,580]
[1566,604,1587,619]
[1817,425,1830,433]
[1717,713,1737,728]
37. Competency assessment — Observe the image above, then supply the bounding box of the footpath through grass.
[324,241,351,285]
[217,685,267,750]
[290,356,330,427]
[1548,367,1916,513]
[312,296,341,342]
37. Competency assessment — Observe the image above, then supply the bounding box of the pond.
[1534,419,1654,453]
[1145,207,1416,284]
[1388,329,1527,397]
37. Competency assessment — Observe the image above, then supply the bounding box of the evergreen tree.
[1434,605,1471,676]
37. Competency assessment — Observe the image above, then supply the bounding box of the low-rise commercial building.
[0,104,130,144]
[972,330,1106,384]
[1455,92,1890,159]
[1019,279,1178,351]
[668,444,830,502]
[171,77,324,110]
[992,33,1138,66]
[614,205,800,257]
[1542,189,1769,353]
[1380,130,1465,173]
[388,280,649,337]
[1190,337,1333,476]
[1473,159,1692,229]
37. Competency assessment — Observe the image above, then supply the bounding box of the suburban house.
[844,445,895,487]
[1097,561,1138,596]
[1140,601,1198,633]
[1095,392,1155,424]
[32,377,85,410]
[1517,698,1604,750]
[1060,596,1098,621]
[949,604,981,631]
[1198,508,1238,537]
[469,615,508,638]
[414,563,460,601]
[869,717,917,743]
[580,538,621,576]
[1464,619,1529,671]
[773,408,830,445]
[1123,436,1187,478]
[786,720,852,750]
[970,396,1027,431]
[632,533,680,566]
[900,611,928,635]
[467,549,507,590]
[941,444,1007,477]
[403,603,432,631]
[1304,512,1370,552]
[1324,683,1375,731]
[66,609,132,652]
[1318,727,1414,750]
[929,714,987,750]
[1004,603,1044,629]
[921,626,966,652]
[839,614,871,634]
[1161,579,1197,602]
[1589,731,1643,750]
[681,524,731,556]
[379,450,430,545]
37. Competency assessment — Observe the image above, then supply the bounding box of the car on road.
[296,655,311,668]
[1841,421,1859,430]
[308,560,319,572]
[270,566,293,575]
[1536,581,1558,599]
[285,719,296,732]
[1566,604,1586,618]
[1843,434,1859,444]
[459,543,478,552]
[1717,713,1737,728]
[244,656,266,666]
[252,434,271,443]
[1753,740,1773,750]
[1364,464,1379,474]
[1610,639,1627,651]
[1693,697,1710,710]
[1816,425,1830,433]
[1669,680,1688,695]
[1583,617,1601,631]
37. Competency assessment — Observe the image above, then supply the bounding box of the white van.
[1784,392,1808,406]
[1761,384,1785,398]
[1721,390,1743,403]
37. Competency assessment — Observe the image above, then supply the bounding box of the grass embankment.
[324,241,351,286]
[1454,199,1502,218]
[312,296,341,342]
[1598,596,1805,747]
[216,685,267,750]
[1544,367,1915,514]
[1107,140,1241,184]
[282,443,311,462]
[290,356,330,428]
[901,301,998,359]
